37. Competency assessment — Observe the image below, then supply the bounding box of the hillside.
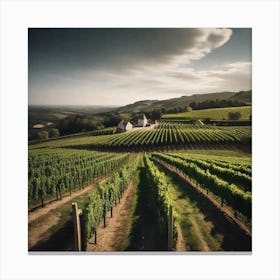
[230,90,252,103]
[162,106,252,121]
[117,90,252,114]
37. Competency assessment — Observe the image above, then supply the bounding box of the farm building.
[117,120,133,132]
[137,114,148,127]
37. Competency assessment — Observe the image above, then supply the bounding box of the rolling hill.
[116,90,252,114]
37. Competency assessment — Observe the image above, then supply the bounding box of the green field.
[162,106,252,121]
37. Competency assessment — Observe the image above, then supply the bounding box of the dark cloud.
[28,28,229,74]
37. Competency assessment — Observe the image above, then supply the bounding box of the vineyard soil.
[29,177,109,250]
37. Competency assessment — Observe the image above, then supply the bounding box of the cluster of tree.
[103,113,122,127]
[135,110,162,121]
[228,111,242,120]
[37,128,60,140]
[189,99,247,111]
[163,107,186,114]
[57,115,104,135]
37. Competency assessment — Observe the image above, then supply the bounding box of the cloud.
[29,28,232,74]
[30,60,251,106]
[29,28,252,106]
[107,61,252,102]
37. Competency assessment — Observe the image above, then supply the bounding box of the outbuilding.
[137,114,148,127]
[117,120,133,132]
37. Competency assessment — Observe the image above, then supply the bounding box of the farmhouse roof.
[118,120,132,127]
[124,121,132,126]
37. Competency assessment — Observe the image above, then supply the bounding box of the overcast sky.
[28,28,251,106]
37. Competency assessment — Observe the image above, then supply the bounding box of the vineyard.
[28,149,129,209]
[151,153,252,220]
[28,121,252,252]
[29,123,251,151]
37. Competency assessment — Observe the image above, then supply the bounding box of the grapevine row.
[167,153,252,192]
[144,155,178,248]
[28,149,129,207]
[81,157,140,250]
[152,153,252,219]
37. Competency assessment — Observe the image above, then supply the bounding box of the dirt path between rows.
[29,177,110,250]
[176,225,187,251]
[189,216,209,251]
[28,177,108,225]
[28,213,61,250]
[87,180,136,251]
[156,160,252,238]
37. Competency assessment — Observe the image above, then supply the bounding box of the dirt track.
[28,177,109,250]
[28,178,108,224]
[86,181,136,251]
[176,225,187,251]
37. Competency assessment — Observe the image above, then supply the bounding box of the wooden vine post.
[168,205,173,251]
[72,202,82,251]
[94,230,97,244]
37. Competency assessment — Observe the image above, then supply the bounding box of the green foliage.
[168,154,252,191]
[28,149,129,204]
[49,128,60,138]
[152,153,252,219]
[57,114,105,135]
[144,155,178,248]
[81,158,140,250]
[228,111,241,120]
[37,130,49,139]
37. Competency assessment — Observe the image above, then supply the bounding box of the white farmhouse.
[117,120,133,132]
[137,114,148,127]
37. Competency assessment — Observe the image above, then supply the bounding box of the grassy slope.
[162,106,252,120]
